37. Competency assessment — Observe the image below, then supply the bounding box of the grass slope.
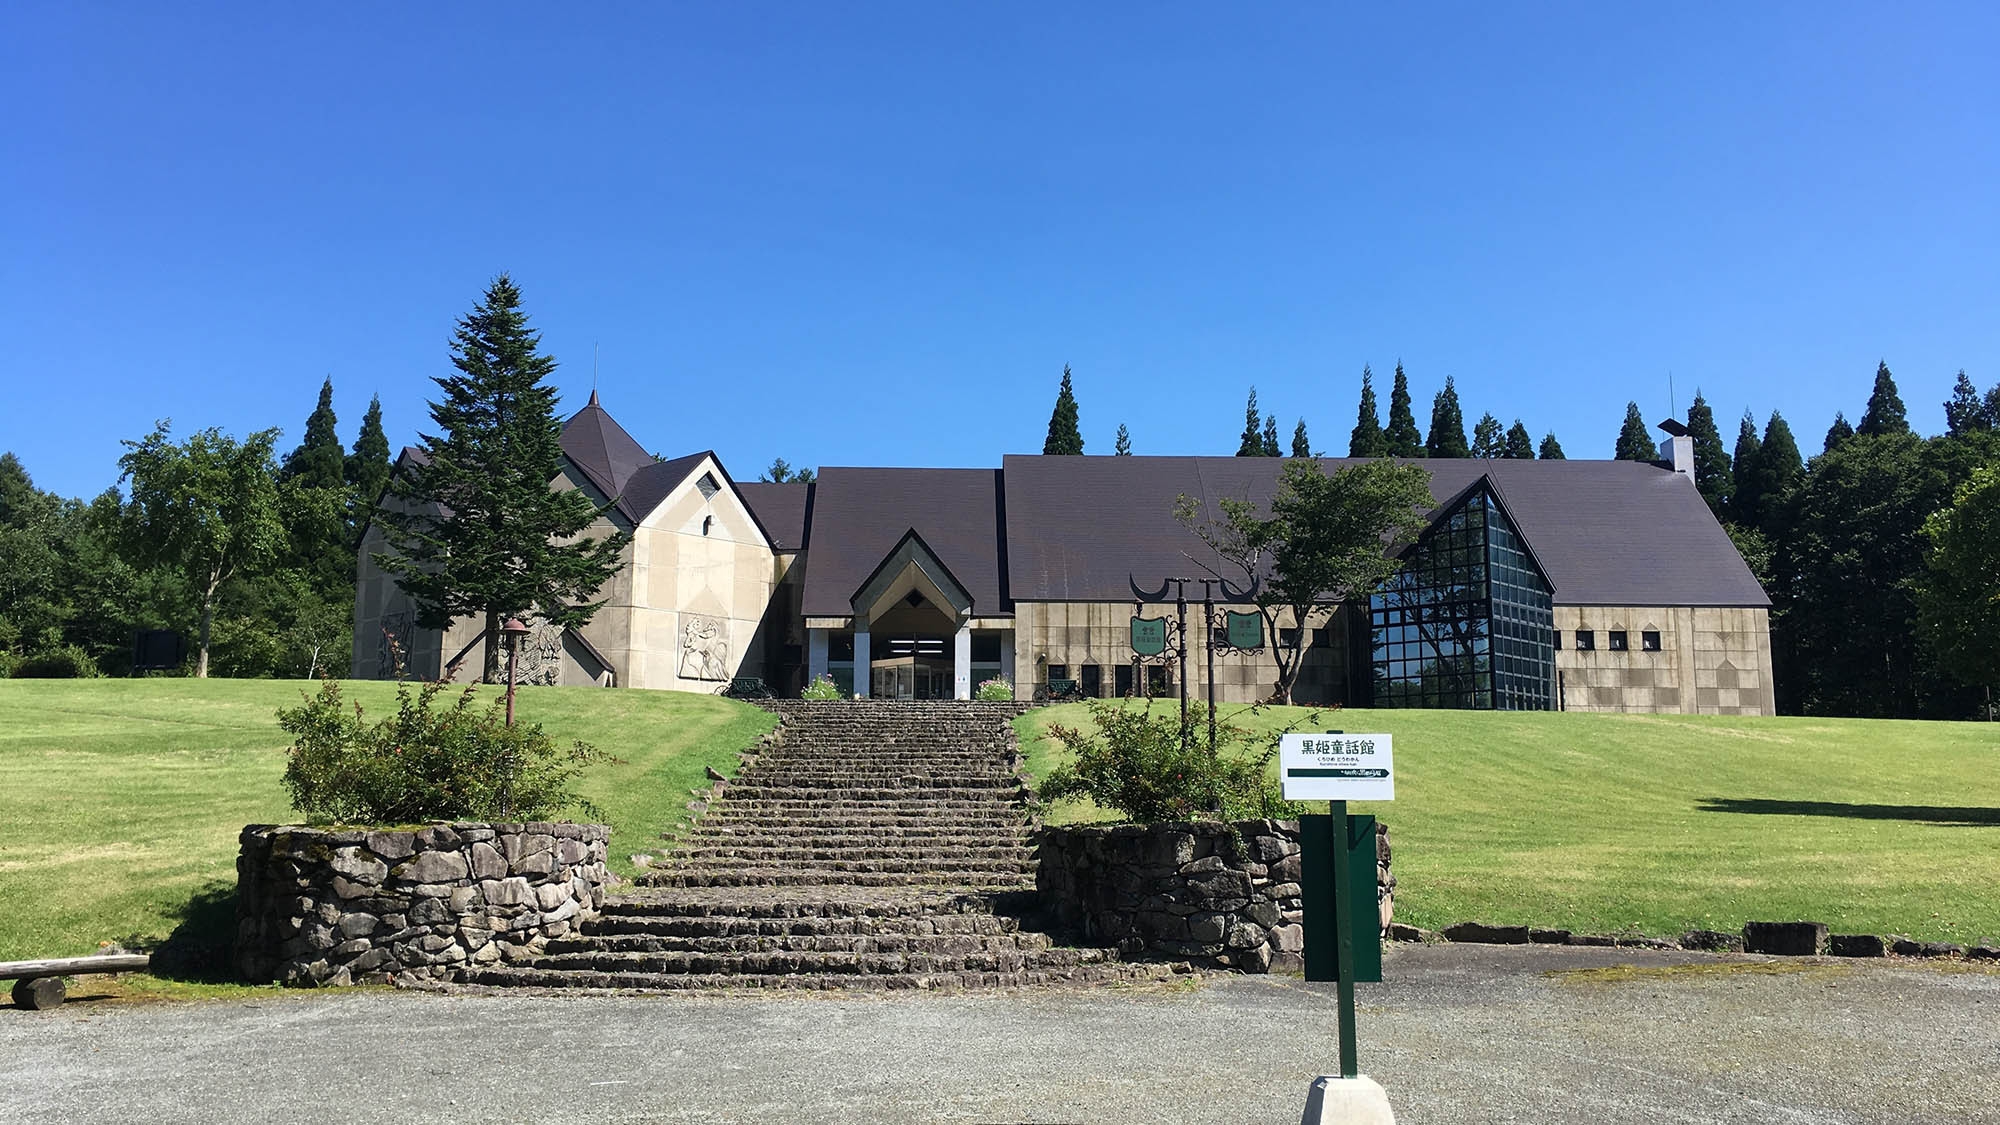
[0,679,773,963]
[1019,703,2000,943]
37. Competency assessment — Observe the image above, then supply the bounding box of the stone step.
[543,931,1053,956]
[500,945,1122,977]
[708,797,1025,812]
[463,961,1174,993]
[640,869,1033,889]
[604,887,1032,918]
[685,825,1029,842]
[675,844,1035,863]
[583,912,1025,939]
[723,785,1024,800]
[650,857,1036,880]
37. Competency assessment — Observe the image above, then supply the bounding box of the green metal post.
[1329,798,1358,1079]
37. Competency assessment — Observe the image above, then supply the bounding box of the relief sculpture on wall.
[679,613,731,681]
[512,620,564,687]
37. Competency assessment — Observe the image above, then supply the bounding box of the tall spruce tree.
[1042,365,1085,454]
[1114,423,1132,456]
[346,395,392,509]
[1729,412,1763,527]
[1349,365,1388,457]
[1237,387,1264,456]
[1823,411,1854,453]
[1685,392,1732,515]
[282,378,346,490]
[1943,370,1989,436]
[1425,377,1469,458]
[1985,384,2000,430]
[1470,412,1505,458]
[1503,420,1535,459]
[1614,402,1656,461]
[1755,412,1803,536]
[1383,363,1423,457]
[1290,419,1310,458]
[375,274,630,682]
[1538,432,1566,459]
[1261,414,1281,457]
[1857,361,1909,437]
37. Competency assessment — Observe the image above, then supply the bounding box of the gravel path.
[4,944,1996,1124]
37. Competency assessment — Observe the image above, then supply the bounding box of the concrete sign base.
[1300,1075,1396,1124]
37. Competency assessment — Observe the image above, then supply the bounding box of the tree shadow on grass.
[115,882,240,983]
[1697,797,2000,827]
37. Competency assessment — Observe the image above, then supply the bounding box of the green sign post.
[1129,615,1167,657]
[1224,609,1263,650]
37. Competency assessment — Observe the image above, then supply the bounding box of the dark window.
[1280,628,1301,649]
[1368,485,1554,711]
[904,589,925,608]
[1641,630,1661,652]
[1046,664,1068,684]
[1608,631,1628,652]
[971,634,1001,662]
[1114,664,1135,697]
[696,473,720,500]
[701,515,713,536]
[830,634,855,661]
[1575,630,1594,651]
[1311,626,1333,648]
[1551,629,1562,650]
[1146,665,1171,696]
[1080,665,1102,697]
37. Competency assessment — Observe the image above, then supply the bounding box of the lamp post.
[501,617,530,728]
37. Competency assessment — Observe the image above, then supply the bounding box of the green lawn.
[1018,702,2000,943]
[0,679,774,967]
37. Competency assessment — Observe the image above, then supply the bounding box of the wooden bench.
[3,954,151,1009]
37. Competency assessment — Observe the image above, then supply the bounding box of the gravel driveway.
[4,944,1996,1124]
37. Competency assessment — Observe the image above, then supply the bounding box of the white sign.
[1280,733,1395,802]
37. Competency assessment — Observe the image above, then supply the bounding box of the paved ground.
[4,944,1997,1124]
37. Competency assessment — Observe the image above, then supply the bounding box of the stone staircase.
[465,701,1178,991]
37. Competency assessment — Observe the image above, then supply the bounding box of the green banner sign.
[1225,610,1264,650]
[1130,616,1168,657]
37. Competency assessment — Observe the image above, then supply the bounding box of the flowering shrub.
[974,676,1015,702]
[277,677,602,825]
[800,674,842,701]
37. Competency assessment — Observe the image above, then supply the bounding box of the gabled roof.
[801,467,1007,619]
[850,528,974,617]
[560,391,657,520]
[735,482,813,551]
[1001,455,1769,609]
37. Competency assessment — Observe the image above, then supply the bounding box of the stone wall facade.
[235,822,611,987]
[1035,819,1391,974]
[1011,601,1350,707]
[1552,605,1775,716]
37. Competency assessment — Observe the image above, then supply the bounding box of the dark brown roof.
[800,468,1007,618]
[1000,455,1769,608]
[735,482,813,551]
[560,394,657,521]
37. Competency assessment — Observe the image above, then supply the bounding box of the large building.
[352,396,1775,715]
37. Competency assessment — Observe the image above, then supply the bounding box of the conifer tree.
[1470,412,1505,458]
[1349,365,1388,457]
[1823,411,1854,453]
[1425,377,1469,458]
[1943,370,1989,436]
[1728,412,1763,526]
[1237,387,1264,456]
[1261,414,1281,457]
[1857,361,1909,436]
[1503,420,1535,459]
[1383,363,1423,457]
[1290,419,1310,458]
[283,377,347,490]
[346,395,392,510]
[1685,392,1732,515]
[1114,423,1132,456]
[1042,365,1085,455]
[1985,385,2000,430]
[1754,412,1804,537]
[375,274,631,682]
[1614,402,1656,461]
[1538,433,1566,459]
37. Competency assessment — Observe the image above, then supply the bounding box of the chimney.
[1656,419,1694,480]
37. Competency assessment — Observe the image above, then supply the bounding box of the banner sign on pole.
[1130,616,1168,657]
[1224,610,1264,650]
[1280,733,1395,802]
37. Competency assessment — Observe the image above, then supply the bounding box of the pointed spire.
[588,387,601,408]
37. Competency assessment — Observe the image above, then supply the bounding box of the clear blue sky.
[4,3,1995,499]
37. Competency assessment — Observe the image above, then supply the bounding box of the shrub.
[1038,701,1305,823]
[800,674,842,701]
[277,677,603,825]
[12,644,100,679]
[974,676,1015,702]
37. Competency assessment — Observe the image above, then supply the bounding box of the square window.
[696,472,720,500]
[1608,631,1628,652]
[1641,630,1662,652]
[1046,664,1068,683]
[1311,626,1333,648]
[1280,627,1301,649]
[1575,630,1595,651]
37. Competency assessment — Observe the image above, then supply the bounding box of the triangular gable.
[849,528,974,620]
[1392,472,1554,594]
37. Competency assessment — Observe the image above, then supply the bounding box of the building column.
[807,628,828,684]
[953,624,973,700]
[853,629,870,699]
[998,630,1016,694]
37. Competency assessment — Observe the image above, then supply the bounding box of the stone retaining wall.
[235,822,611,987]
[1035,819,1391,973]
